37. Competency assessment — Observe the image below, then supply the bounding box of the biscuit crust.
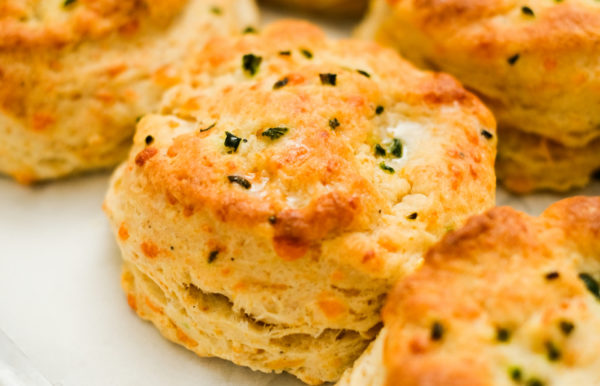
[104,20,496,384]
[342,197,600,386]
[358,0,600,192]
[261,0,367,16]
[0,0,257,183]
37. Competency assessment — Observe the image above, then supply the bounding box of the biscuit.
[104,20,496,384]
[261,0,367,17]
[358,0,600,192]
[0,0,258,183]
[339,196,600,386]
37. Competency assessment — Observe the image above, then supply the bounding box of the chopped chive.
[268,215,277,225]
[135,115,143,123]
[375,105,384,115]
[481,129,494,139]
[407,212,418,220]
[145,135,154,145]
[357,69,371,78]
[261,127,289,140]
[496,328,511,342]
[509,367,522,382]
[243,26,257,34]
[579,273,600,300]
[224,132,243,152]
[210,6,222,14]
[329,118,340,130]
[379,163,395,174]
[521,6,535,16]
[559,320,575,336]
[545,341,561,361]
[431,321,444,341]
[278,51,291,56]
[526,379,544,386]
[374,144,386,157]
[200,122,216,133]
[319,73,337,86]
[227,175,251,189]
[273,77,289,90]
[242,54,262,76]
[545,271,560,280]
[63,0,76,6]
[390,138,403,157]
[208,250,219,263]
[300,49,313,59]
[508,54,520,65]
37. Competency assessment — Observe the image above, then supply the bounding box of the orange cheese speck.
[118,223,129,241]
[141,241,159,258]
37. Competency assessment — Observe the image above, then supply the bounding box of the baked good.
[357,0,600,193]
[261,0,367,17]
[104,20,497,384]
[339,196,600,386]
[0,0,258,183]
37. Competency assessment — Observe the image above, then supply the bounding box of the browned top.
[383,196,600,385]
[388,0,600,54]
[122,20,496,268]
[0,0,188,48]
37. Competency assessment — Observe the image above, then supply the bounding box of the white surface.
[1,6,600,386]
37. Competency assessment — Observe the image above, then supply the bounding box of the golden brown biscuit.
[261,0,367,17]
[0,0,257,183]
[339,196,600,386]
[104,20,496,384]
[358,0,600,193]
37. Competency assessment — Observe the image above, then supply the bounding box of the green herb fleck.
[300,49,313,59]
[376,105,384,115]
[200,122,216,133]
[319,73,337,86]
[496,328,511,342]
[357,69,371,78]
[521,6,535,16]
[481,129,494,140]
[431,321,444,341]
[268,215,277,225]
[261,127,289,140]
[242,54,262,76]
[559,320,575,336]
[224,131,243,152]
[390,138,403,157]
[273,77,289,90]
[228,175,251,189]
[379,162,395,174]
[329,118,340,130]
[545,341,561,361]
[545,271,560,280]
[210,6,222,15]
[509,367,522,382]
[407,212,418,220]
[243,26,257,34]
[508,54,520,65]
[208,250,219,263]
[526,378,545,386]
[145,135,154,146]
[135,115,143,123]
[279,51,291,56]
[579,273,600,300]
[63,0,76,6]
[375,144,387,157]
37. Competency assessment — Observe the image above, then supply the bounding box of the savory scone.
[357,0,600,193]
[0,0,257,184]
[261,0,367,17]
[104,20,497,384]
[339,196,600,386]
